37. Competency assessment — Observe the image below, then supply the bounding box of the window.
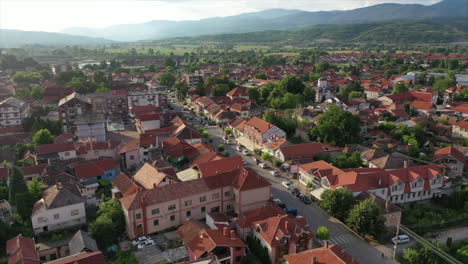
[212,193,219,199]
[153,219,159,226]
[184,200,192,206]
[201,206,205,213]
[235,256,242,263]
[135,213,142,220]
[64,152,70,157]
[418,191,421,197]
[224,191,231,197]
[227,204,233,211]
[395,195,398,201]
[170,215,175,221]
[200,196,206,202]
[54,214,59,219]
[130,155,135,160]
[412,192,416,198]
[400,194,404,200]
[168,204,176,211]
[186,210,191,217]
[210,206,220,213]
[151,208,160,215]
[38,217,46,223]
[71,209,79,216]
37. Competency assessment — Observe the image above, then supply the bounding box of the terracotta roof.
[236,204,286,228]
[263,137,287,151]
[47,251,105,264]
[279,142,326,160]
[187,228,246,259]
[190,152,223,167]
[118,139,139,154]
[133,163,170,189]
[6,235,40,264]
[162,137,199,159]
[74,159,115,179]
[355,191,401,214]
[252,214,312,246]
[137,112,160,121]
[410,100,433,111]
[226,87,248,97]
[194,156,243,178]
[244,116,273,134]
[37,142,75,155]
[433,146,465,164]
[21,164,47,176]
[299,161,344,178]
[55,133,74,144]
[121,167,270,210]
[177,219,206,244]
[112,172,138,196]
[450,120,468,129]
[284,244,358,264]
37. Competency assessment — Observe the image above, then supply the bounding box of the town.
[1,1,468,264]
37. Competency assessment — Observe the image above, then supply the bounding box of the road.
[170,100,396,264]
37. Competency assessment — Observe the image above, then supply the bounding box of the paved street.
[171,100,397,263]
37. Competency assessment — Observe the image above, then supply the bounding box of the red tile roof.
[21,164,47,176]
[450,120,468,129]
[47,251,105,264]
[284,244,358,264]
[118,139,139,154]
[194,156,243,178]
[244,116,273,134]
[137,112,160,121]
[299,161,344,178]
[410,100,433,111]
[236,204,286,228]
[74,159,115,179]
[112,172,138,196]
[226,87,248,97]
[6,235,40,264]
[37,142,76,155]
[433,146,465,164]
[252,214,312,246]
[55,133,74,144]
[279,142,326,161]
[162,137,199,159]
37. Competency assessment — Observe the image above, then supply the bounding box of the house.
[55,133,74,144]
[243,117,286,151]
[365,86,383,100]
[433,146,466,178]
[226,88,249,100]
[451,121,468,139]
[133,162,179,189]
[283,243,358,264]
[44,87,74,104]
[299,160,345,187]
[135,112,161,133]
[32,183,86,234]
[228,118,247,138]
[251,214,313,263]
[21,164,47,181]
[74,114,107,142]
[234,204,286,240]
[275,142,327,162]
[178,220,246,264]
[68,230,99,255]
[37,142,77,164]
[46,251,105,264]
[119,166,271,239]
[162,137,200,162]
[112,172,138,199]
[58,93,93,134]
[74,158,117,182]
[410,100,433,117]
[76,140,122,161]
[127,89,159,108]
[0,167,9,184]
[0,97,30,126]
[6,235,40,264]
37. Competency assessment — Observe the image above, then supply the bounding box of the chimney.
[285,221,289,232]
[230,230,236,239]
[311,256,317,264]
[404,160,408,168]
[324,241,329,248]
[378,179,382,186]
[223,227,229,237]
[56,182,62,190]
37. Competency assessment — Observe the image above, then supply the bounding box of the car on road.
[253,157,260,164]
[236,146,242,151]
[282,181,292,189]
[270,170,279,177]
[259,163,267,168]
[299,194,312,204]
[289,187,301,197]
[272,198,286,209]
[392,235,410,244]
[283,207,298,216]
[242,150,251,155]
[132,236,152,246]
[137,240,156,249]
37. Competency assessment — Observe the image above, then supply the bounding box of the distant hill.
[62,0,468,41]
[172,17,468,44]
[0,29,115,48]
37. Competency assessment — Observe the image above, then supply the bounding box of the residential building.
[135,112,161,133]
[226,88,249,100]
[243,117,286,151]
[127,89,159,108]
[0,97,30,126]
[75,114,107,142]
[433,146,466,178]
[6,235,40,264]
[46,251,105,264]
[133,162,179,189]
[119,166,271,239]
[32,183,86,234]
[410,100,434,117]
[284,243,358,264]
[299,160,345,187]
[58,93,93,134]
[37,142,77,164]
[183,73,204,87]
[74,158,117,182]
[451,121,468,139]
[275,142,327,162]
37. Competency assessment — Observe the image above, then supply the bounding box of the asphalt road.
[171,99,397,264]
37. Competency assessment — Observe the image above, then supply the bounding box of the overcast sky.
[0,0,441,32]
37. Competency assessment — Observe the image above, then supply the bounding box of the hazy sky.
[0,0,441,32]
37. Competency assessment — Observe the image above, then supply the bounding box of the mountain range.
[61,0,467,42]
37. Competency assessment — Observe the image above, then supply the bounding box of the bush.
[261,152,273,162]
[218,144,225,152]
[273,158,283,167]
[253,148,263,155]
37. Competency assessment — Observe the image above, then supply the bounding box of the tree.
[309,105,361,147]
[400,244,444,264]
[224,128,232,136]
[13,72,43,84]
[158,72,176,88]
[433,77,455,92]
[456,245,468,264]
[15,88,31,99]
[247,88,260,102]
[261,152,273,162]
[210,84,230,96]
[348,91,363,99]
[303,86,316,102]
[201,130,209,140]
[195,82,205,96]
[110,251,139,264]
[173,82,189,101]
[332,152,364,169]
[346,199,385,238]
[16,193,34,221]
[148,64,156,72]
[33,129,54,145]
[254,72,267,80]
[9,167,28,204]
[392,82,408,94]
[89,199,126,249]
[27,178,44,202]
[319,188,354,220]
[278,76,305,94]
[316,226,330,241]
[31,85,44,100]
[339,80,362,98]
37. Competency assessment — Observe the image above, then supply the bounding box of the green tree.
[158,72,176,88]
[110,251,139,264]
[13,72,43,84]
[332,152,364,169]
[400,244,444,264]
[319,188,355,220]
[33,129,54,145]
[195,82,205,96]
[456,245,468,263]
[278,76,305,94]
[224,128,232,136]
[346,199,385,238]
[303,86,316,102]
[15,88,31,99]
[261,152,273,162]
[392,82,409,94]
[16,193,34,221]
[148,64,156,72]
[89,199,126,249]
[31,85,44,100]
[309,105,361,146]
[9,167,28,205]
[254,72,267,80]
[433,77,455,92]
[247,88,260,102]
[173,82,189,101]
[210,84,230,96]
[340,80,363,98]
[348,91,363,99]
[316,226,331,241]
[27,177,44,202]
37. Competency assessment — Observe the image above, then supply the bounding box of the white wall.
[32,202,86,234]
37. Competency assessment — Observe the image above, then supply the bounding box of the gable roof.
[226,87,248,97]
[236,204,286,228]
[33,183,84,214]
[410,100,433,111]
[68,230,98,255]
[433,146,465,164]
[252,214,312,246]
[162,137,199,159]
[112,172,138,196]
[6,235,40,264]
[279,142,326,160]
[74,159,115,179]
[244,117,273,134]
[194,156,243,178]
[47,251,105,264]
[284,244,358,264]
[37,142,75,156]
[299,161,345,178]
[133,163,171,189]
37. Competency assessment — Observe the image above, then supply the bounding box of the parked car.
[282,181,292,189]
[132,236,152,246]
[259,163,267,168]
[299,194,312,204]
[289,187,301,197]
[253,157,260,164]
[242,150,251,155]
[236,146,242,151]
[283,207,298,216]
[272,198,286,209]
[270,171,279,177]
[392,235,410,244]
[137,240,156,249]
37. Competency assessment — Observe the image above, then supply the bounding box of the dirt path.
[434,226,468,243]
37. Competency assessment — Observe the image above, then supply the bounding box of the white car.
[132,236,152,246]
[392,235,410,244]
[137,240,155,249]
[236,146,242,151]
[282,181,292,189]
[270,170,279,177]
[242,150,251,155]
[259,163,267,168]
